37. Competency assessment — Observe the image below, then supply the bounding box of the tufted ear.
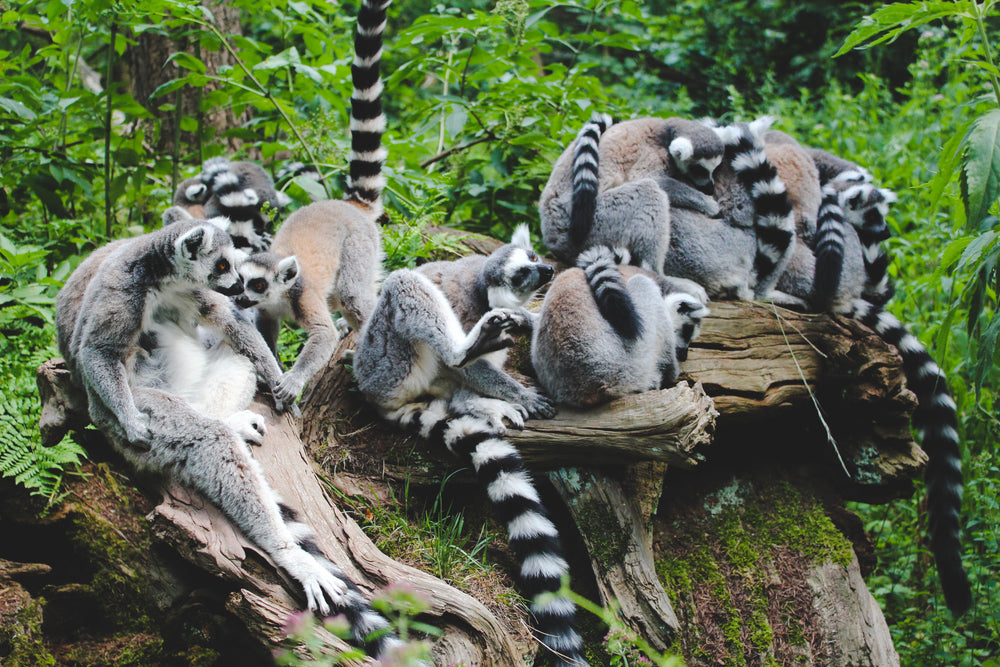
[668,136,694,165]
[275,191,292,207]
[184,182,208,202]
[176,225,211,260]
[510,223,531,250]
[277,255,300,284]
[162,206,193,226]
[748,115,776,139]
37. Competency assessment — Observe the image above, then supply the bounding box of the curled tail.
[345,0,390,220]
[393,403,588,667]
[840,299,971,615]
[837,181,896,306]
[278,503,407,659]
[569,112,615,249]
[812,184,847,308]
[577,245,643,340]
[726,117,796,299]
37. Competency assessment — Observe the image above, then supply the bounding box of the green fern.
[0,393,85,501]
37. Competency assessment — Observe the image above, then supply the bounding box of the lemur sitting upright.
[55,217,407,659]
[532,246,709,408]
[234,0,391,408]
[352,227,589,667]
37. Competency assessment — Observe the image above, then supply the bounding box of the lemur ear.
[277,255,300,284]
[668,136,694,165]
[162,206,193,226]
[748,115,776,139]
[185,182,208,202]
[177,226,210,260]
[510,223,531,250]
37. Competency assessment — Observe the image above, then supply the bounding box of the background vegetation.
[1,0,997,663]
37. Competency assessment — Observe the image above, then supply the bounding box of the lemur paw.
[522,390,557,420]
[227,410,267,446]
[124,414,153,452]
[273,373,304,417]
[300,563,349,616]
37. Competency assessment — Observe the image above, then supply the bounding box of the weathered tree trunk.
[26,283,920,665]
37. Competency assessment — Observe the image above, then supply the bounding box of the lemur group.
[53,0,971,664]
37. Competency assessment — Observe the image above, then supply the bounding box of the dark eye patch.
[215,258,230,273]
[249,278,268,293]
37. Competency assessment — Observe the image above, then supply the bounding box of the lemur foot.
[227,410,267,446]
[457,396,527,430]
[285,550,349,616]
[459,309,530,367]
[274,371,306,410]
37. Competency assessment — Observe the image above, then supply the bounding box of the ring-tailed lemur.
[199,157,293,252]
[762,133,972,615]
[539,114,724,270]
[653,117,798,303]
[233,0,391,408]
[55,221,409,660]
[531,246,709,408]
[352,231,588,665]
[172,176,211,219]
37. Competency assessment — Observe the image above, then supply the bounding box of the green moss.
[654,473,858,666]
[64,466,157,631]
[1,595,55,667]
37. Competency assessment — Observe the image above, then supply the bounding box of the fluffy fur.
[532,246,709,408]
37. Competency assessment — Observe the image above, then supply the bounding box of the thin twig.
[771,302,852,479]
[419,132,496,169]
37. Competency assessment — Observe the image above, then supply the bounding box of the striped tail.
[812,184,847,308]
[275,160,323,187]
[838,182,896,306]
[839,299,971,615]
[577,245,643,340]
[569,112,615,249]
[393,403,589,666]
[727,118,796,300]
[345,0,390,220]
[278,503,409,660]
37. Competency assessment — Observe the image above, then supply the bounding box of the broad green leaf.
[835,1,970,56]
[0,96,37,120]
[941,236,973,269]
[928,119,972,214]
[962,109,1000,228]
[165,51,207,74]
[256,47,301,71]
[973,309,1000,394]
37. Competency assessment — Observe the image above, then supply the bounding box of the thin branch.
[419,132,497,169]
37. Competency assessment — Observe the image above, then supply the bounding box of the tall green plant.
[838,0,1000,393]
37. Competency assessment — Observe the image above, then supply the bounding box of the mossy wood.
[31,278,922,664]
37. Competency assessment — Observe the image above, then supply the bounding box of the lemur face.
[484,225,554,309]
[665,292,709,362]
[669,134,725,194]
[234,253,299,310]
[174,225,245,297]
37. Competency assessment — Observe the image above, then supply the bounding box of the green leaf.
[928,119,972,214]
[165,51,207,74]
[961,108,1000,228]
[973,309,1000,393]
[835,1,970,57]
[0,96,37,120]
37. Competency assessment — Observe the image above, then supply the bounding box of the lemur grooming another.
[234,0,390,409]
[352,227,590,666]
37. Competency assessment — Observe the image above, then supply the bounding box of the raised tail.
[278,503,407,659]
[392,403,589,666]
[345,0,390,220]
[569,112,615,249]
[811,184,847,308]
[726,117,796,300]
[839,299,971,615]
[577,245,643,341]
